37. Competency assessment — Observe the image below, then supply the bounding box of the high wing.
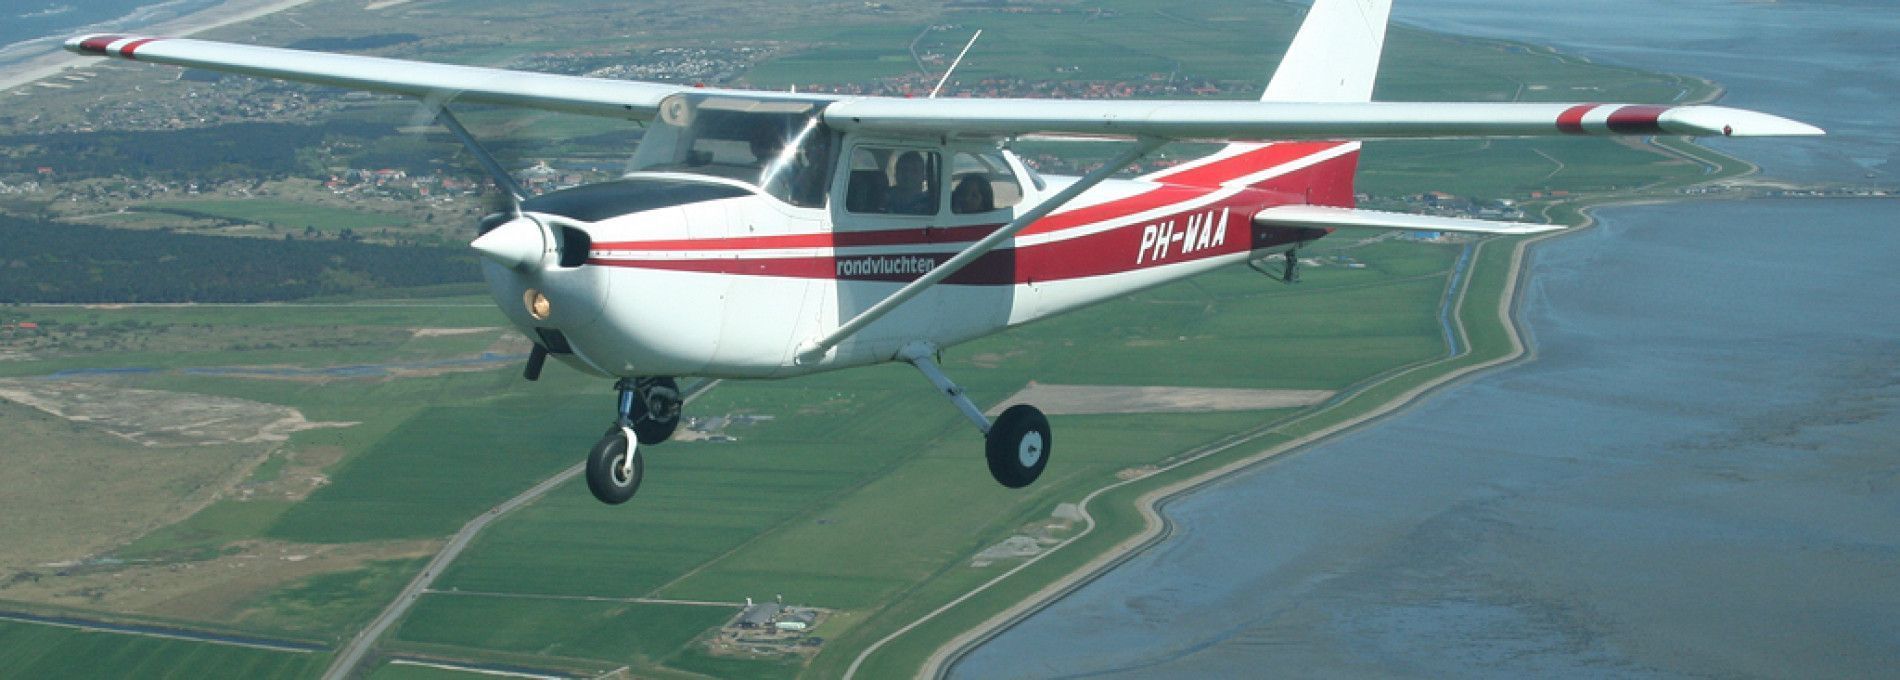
[66,34,712,119]
[64,34,1822,141]
[821,99,1823,140]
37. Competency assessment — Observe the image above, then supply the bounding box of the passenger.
[748,127,786,166]
[885,151,936,215]
[951,175,994,214]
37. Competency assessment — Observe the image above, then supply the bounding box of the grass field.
[384,237,1460,674]
[394,596,733,666]
[0,0,1750,676]
[0,620,328,679]
[140,199,406,234]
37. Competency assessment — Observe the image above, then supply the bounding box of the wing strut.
[798,137,1166,362]
[426,102,529,203]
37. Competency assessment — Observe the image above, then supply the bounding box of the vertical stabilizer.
[1139,0,1389,201]
[1262,0,1392,103]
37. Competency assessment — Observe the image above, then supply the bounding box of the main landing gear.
[902,342,1051,489]
[585,376,683,504]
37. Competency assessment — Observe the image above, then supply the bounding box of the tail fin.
[1261,0,1391,104]
[1145,0,1390,204]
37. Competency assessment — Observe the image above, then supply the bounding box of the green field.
[141,199,406,234]
[0,621,328,679]
[0,0,1751,677]
[395,597,733,666]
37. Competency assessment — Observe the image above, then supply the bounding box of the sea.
[953,1,1899,678]
[0,0,220,67]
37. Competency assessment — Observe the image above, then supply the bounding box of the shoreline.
[901,162,1752,677]
[0,0,319,92]
[906,231,1552,679]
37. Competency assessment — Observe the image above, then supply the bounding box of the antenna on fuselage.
[929,29,982,99]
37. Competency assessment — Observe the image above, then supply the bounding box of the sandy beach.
[0,0,321,93]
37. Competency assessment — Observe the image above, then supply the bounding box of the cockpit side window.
[627,94,834,208]
[845,146,940,215]
[950,150,1022,214]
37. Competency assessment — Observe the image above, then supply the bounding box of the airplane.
[63,0,1821,505]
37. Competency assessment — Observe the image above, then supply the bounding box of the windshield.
[628,94,835,208]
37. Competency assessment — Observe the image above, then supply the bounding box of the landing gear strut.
[903,342,1051,489]
[584,376,684,505]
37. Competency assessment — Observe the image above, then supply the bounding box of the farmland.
[0,0,1749,677]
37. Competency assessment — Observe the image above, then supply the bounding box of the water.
[1389,0,1900,185]
[955,1,1900,677]
[0,0,220,67]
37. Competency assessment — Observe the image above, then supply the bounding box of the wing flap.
[1255,205,1563,235]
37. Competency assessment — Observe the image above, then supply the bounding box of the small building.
[775,609,816,632]
[737,603,780,629]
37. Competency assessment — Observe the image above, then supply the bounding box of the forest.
[0,121,400,183]
[0,215,479,302]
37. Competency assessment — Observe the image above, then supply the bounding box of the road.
[0,610,324,654]
[322,379,721,680]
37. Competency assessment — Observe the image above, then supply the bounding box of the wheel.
[632,377,681,445]
[586,428,643,504]
[985,404,1051,489]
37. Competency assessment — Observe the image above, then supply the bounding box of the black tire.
[632,377,681,445]
[986,404,1051,488]
[586,429,642,504]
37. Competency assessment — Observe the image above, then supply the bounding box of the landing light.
[525,289,551,321]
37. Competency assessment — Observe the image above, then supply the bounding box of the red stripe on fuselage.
[591,144,1358,254]
[591,183,1215,252]
[588,153,1354,285]
[1145,142,1348,188]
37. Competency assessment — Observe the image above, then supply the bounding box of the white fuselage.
[484,142,1359,379]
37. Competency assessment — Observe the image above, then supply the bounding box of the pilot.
[752,126,830,208]
[951,175,994,214]
[886,151,935,215]
[749,128,787,166]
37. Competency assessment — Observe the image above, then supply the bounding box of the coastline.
[889,46,1774,679]
[904,231,1551,680]
[0,0,319,93]
[899,163,1756,677]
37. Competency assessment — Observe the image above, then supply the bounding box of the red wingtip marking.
[1556,104,1596,135]
[119,38,160,58]
[77,35,125,55]
[1606,105,1670,135]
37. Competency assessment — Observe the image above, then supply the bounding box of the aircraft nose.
[470,216,549,271]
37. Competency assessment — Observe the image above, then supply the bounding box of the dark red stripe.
[1606,105,1670,135]
[586,169,1354,286]
[118,38,159,58]
[590,145,1354,253]
[1149,142,1345,187]
[1556,104,1596,135]
[594,184,1214,251]
[77,35,124,55]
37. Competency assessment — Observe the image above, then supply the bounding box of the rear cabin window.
[950,150,1023,214]
[846,147,941,215]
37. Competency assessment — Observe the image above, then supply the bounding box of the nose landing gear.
[584,376,686,505]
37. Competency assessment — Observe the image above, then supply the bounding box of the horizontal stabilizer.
[1254,205,1563,235]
